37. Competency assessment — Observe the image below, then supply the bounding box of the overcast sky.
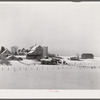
[0,2,100,56]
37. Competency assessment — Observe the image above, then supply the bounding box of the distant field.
[0,58,100,89]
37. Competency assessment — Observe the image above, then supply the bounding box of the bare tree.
[11,46,18,55]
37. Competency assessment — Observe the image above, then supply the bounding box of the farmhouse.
[81,53,94,59]
[0,49,12,59]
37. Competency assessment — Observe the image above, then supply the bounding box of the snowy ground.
[0,56,100,89]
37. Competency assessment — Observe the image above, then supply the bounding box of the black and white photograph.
[0,1,100,92]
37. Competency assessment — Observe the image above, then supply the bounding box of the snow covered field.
[0,57,100,89]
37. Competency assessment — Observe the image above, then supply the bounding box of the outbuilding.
[81,53,94,59]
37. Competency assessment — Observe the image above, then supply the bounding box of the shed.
[81,53,94,59]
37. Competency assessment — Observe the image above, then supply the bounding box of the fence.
[0,64,99,72]
[0,59,100,72]
[67,61,100,69]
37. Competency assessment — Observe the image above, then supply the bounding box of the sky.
[0,2,100,56]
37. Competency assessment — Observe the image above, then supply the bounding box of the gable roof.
[31,45,39,51]
[1,48,11,55]
[28,45,42,54]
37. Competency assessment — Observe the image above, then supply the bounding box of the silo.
[42,46,48,58]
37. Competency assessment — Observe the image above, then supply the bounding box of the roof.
[1,48,11,55]
[81,53,94,55]
[41,58,52,61]
[28,45,41,54]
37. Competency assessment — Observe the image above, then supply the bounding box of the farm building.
[48,53,56,57]
[81,53,94,59]
[0,49,12,59]
[26,45,43,60]
[42,46,48,58]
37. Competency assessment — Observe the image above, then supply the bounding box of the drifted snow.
[0,57,100,89]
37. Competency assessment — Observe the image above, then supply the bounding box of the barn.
[81,53,94,59]
[26,45,43,60]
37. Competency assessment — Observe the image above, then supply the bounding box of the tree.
[0,46,5,53]
[11,46,18,55]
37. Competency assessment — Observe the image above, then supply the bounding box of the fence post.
[58,67,59,70]
[20,67,21,71]
[25,67,27,70]
[14,68,15,71]
[2,67,3,71]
